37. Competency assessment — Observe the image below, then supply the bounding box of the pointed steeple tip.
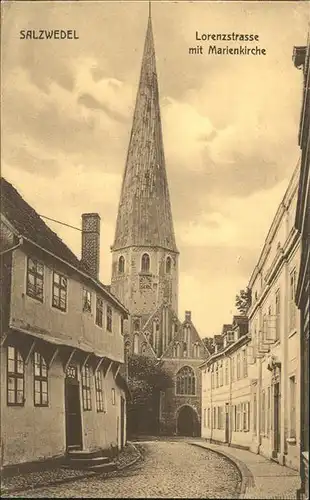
[148,1,152,19]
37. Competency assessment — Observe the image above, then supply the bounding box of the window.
[34,352,48,406]
[166,256,172,274]
[83,288,91,313]
[219,364,223,387]
[227,331,234,342]
[125,341,131,357]
[52,272,67,311]
[231,357,235,382]
[95,370,104,412]
[289,270,297,331]
[133,319,140,331]
[218,406,223,429]
[133,334,139,354]
[232,406,236,432]
[215,364,219,388]
[7,346,24,406]
[211,371,214,389]
[236,404,241,431]
[275,289,281,341]
[96,296,104,327]
[118,256,125,274]
[141,343,147,354]
[81,364,92,411]
[193,343,200,358]
[261,390,266,434]
[141,253,150,273]
[253,392,257,433]
[289,376,296,438]
[183,342,188,357]
[203,408,206,427]
[242,349,248,378]
[120,316,124,335]
[237,353,241,379]
[213,407,217,429]
[26,257,44,301]
[242,402,247,431]
[247,402,251,432]
[207,408,211,428]
[106,306,112,332]
[176,366,195,395]
[225,360,229,385]
[111,388,116,405]
[267,387,271,436]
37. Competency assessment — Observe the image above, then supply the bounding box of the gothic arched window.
[166,256,172,274]
[173,342,181,358]
[133,334,139,354]
[141,253,150,273]
[118,256,125,274]
[193,343,200,358]
[125,341,131,353]
[133,319,140,332]
[176,366,196,395]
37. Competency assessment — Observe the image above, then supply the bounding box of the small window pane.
[17,378,24,391]
[8,377,15,390]
[8,346,15,360]
[8,390,15,403]
[16,391,24,404]
[8,359,15,373]
[37,263,44,276]
[35,392,41,405]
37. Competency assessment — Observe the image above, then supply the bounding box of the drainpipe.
[257,304,263,455]
[0,239,23,256]
[281,225,290,463]
[210,366,213,443]
[228,353,232,446]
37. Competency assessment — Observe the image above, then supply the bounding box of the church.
[110,8,210,436]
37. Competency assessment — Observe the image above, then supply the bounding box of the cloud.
[178,178,289,249]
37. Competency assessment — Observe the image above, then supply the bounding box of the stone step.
[87,462,117,473]
[62,461,116,473]
[64,456,110,468]
[67,449,106,459]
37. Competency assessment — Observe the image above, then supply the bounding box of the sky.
[1,0,309,337]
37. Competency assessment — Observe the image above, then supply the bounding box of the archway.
[176,405,200,437]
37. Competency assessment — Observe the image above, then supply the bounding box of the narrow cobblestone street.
[4,441,241,498]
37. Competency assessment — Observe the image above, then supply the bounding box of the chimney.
[185,310,191,322]
[81,213,101,279]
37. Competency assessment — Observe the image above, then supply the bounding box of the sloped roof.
[0,177,128,314]
[1,177,89,273]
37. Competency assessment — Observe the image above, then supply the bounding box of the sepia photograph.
[1,0,309,498]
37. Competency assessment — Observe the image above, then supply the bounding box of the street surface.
[6,440,241,498]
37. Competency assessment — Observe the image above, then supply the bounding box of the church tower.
[111,8,179,321]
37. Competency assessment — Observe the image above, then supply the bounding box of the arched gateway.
[176,405,200,437]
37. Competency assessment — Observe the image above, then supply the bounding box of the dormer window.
[118,256,125,274]
[227,331,234,343]
[141,253,150,273]
[166,256,172,274]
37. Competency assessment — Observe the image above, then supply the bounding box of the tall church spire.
[112,7,178,253]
